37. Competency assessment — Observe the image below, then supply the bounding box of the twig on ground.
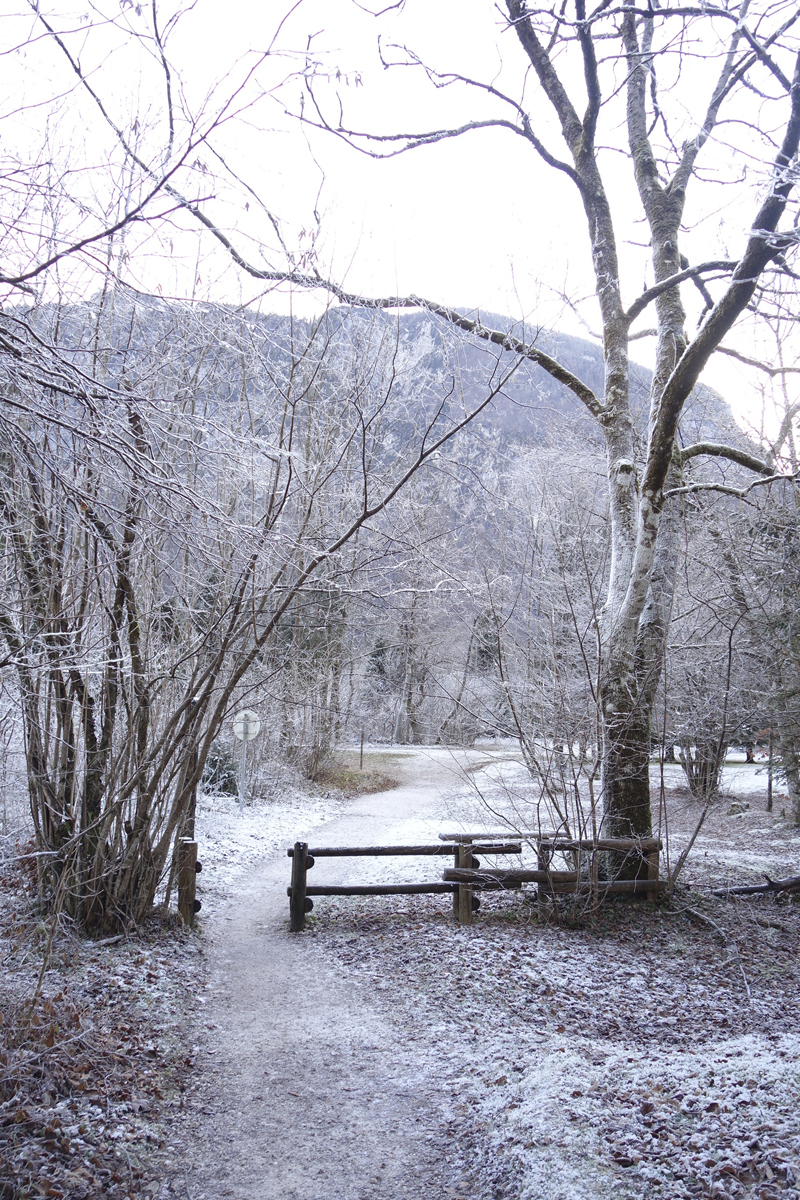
[710,872,800,897]
[689,907,752,1001]
[753,915,794,934]
[664,904,752,1001]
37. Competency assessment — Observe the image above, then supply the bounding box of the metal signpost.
[233,709,261,812]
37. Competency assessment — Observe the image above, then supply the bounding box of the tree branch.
[641,50,800,503]
[739,24,793,93]
[576,0,601,148]
[715,344,800,377]
[664,471,798,500]
[625,261,738,325]
[300,63,582,184]
[679,441,773,476]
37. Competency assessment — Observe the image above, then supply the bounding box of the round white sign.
[233,709,261,742]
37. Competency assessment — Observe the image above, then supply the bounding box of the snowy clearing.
[161,745,800,1200]
[2,745,797,1199]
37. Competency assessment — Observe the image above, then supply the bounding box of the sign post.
[233,709,261,812]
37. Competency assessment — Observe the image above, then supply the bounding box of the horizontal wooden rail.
[289,881,522,897]
[439,832,661,852]
[288,883,459,897]
[440,831,518,842]
[539,838,662,852]
[444,868,578,885]
[443,868,665,896]
[287,842,521,858]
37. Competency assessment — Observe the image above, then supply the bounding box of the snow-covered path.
[181,748,482,1200]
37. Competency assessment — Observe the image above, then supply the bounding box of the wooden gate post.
[647,847,660,903]
[537,843,551,919]
[289,841,309,932]
[453,844,461,918]
[177,839,199,927]
[457,842,473,926]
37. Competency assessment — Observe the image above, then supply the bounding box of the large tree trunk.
[600,685,653,841]
[777,723,800,827]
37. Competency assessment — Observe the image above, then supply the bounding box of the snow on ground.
[0,871,205,1198]
[436,746,800,888]
[193,782,348,917]
[5,741,797,1198]
[287,747,800,1200]
[306,891,800,1199]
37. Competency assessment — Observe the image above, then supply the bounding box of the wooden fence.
[440,831,663,905]
[286,840,521,931]
[286,831,663,931]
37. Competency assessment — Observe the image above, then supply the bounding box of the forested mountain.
[23,291,745,424]
[393,309,746,450]
[22,292,749,459]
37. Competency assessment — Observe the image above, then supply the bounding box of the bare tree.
[7,2,800,891]
[0,293,515,928]
[256,2,800,868]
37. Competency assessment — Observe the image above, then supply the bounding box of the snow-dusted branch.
[625,262,738,326]
[664,472,799,500]
[715,344,800,376]
[678,441,774,477]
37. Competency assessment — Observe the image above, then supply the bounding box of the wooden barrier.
[439,831,661,851]
[439,832,663,904]
[177,838,202,927]
[286,832,664,931]
[444,868,666,897]
[286,840,522,931]
[287,843,521,857]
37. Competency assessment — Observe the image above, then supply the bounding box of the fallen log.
[711,873,800,897]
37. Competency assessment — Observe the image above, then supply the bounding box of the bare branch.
[665,471,799,499]
[679,441,773,476]
[715,344,800,376]
[299,61,583,183]
[739,23,793,92]
[625,261,738,325]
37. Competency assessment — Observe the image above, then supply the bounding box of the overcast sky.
[169,0,790,439]
[8,0,796,440]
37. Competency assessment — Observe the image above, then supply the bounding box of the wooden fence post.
[537,843,551,919]
[289,841,310,932]
[457,842,473,926]
[453,844,461,919]
[177,839,199,927]
[647,847,660,903]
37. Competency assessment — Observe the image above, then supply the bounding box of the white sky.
[5,0,799,439]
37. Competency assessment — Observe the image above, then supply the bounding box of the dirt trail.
[178,748,484,1200]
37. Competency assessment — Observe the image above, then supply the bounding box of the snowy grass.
[305,893,800,1199]
[193,784,348,917]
